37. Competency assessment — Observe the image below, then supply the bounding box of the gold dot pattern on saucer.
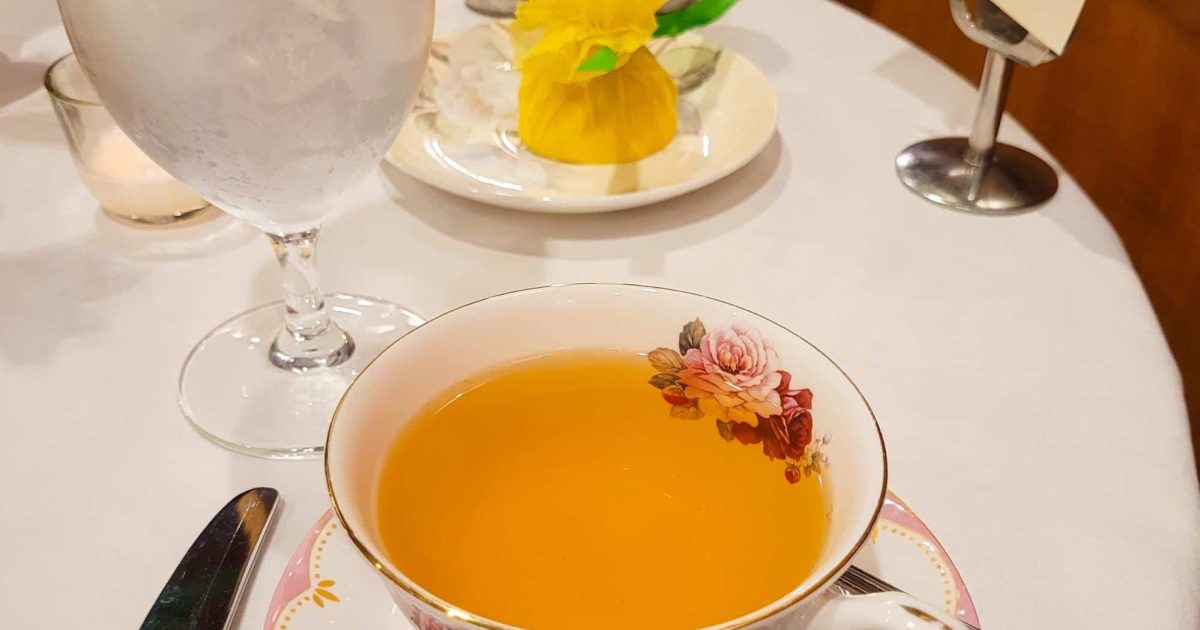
[869,523,956,615]
[274,518,343,629]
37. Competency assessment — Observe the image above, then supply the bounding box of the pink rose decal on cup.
[647,318,830,484]
[678,322,783,423]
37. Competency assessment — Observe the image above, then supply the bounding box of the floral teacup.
[326,284,968,630]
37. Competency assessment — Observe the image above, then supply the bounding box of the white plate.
[263,493,980,630]
[384,25,778,214]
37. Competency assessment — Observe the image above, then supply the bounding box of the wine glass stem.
[267,228,355,371]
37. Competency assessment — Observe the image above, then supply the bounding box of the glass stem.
[267,228,354,372]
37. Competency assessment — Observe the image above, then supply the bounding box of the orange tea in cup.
[375,349,830,630]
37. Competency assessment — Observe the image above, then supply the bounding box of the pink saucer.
[265,492,980,630]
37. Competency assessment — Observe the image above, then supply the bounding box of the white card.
[990,0,1086,55]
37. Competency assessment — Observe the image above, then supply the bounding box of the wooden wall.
[834,0,1200,471]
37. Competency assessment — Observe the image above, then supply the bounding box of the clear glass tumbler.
[44,53,213,226]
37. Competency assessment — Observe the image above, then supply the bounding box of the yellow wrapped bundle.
[513,0,678,164]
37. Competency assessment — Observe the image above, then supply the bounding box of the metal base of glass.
[895,137,1058,215]
[178,294,423,460]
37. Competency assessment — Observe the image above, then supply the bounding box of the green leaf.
[655,0,740,38]
[716,419,735,442]
[648,373,680,389]
[678,318,707,354]
[578,45,619,72]
[648,347,686,373]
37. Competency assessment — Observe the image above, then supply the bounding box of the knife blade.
[140,487,280,630]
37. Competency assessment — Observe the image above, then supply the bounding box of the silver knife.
[140,487,281,630]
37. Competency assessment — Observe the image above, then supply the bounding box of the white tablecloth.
[2,1,1197,628]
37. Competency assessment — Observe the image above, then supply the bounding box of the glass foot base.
[895,138,1058,215]
[178,294,423,460]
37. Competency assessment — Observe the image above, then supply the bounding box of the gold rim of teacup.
[325,282,889,630]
